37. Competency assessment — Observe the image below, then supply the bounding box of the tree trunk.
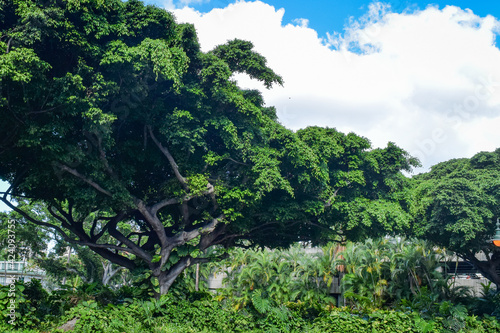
[102,261,123,286]
[62,246,71,285]
[195,263,200,292]
[155,257,193,298]
[464,251,500,290]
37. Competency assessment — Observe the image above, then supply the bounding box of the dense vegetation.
[1,240,500,332]
[411,149,500,287]
[1,0,500,331]
[0,0,416,295]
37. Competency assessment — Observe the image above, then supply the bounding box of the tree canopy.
[411,149,500,286]
[0,0,416,294]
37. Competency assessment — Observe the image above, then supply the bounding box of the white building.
[0,261,45,285]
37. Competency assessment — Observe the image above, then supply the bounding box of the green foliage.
[0,279,499,332]
[210,39,283,89]
[0,0,416,295]
[310,306,498,333]
[468,281,500,319]
[337,237,456,312]
[411,149,500,286]
[311,309,420,332]
[0,200,52,260]
[219,245,336,310]
[295,128,419,243]
[0,282,38,330]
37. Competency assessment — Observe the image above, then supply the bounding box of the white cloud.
[292,18,309,28]
[172,1,500,173]
[158,0,213,10]
[159,0,175,10]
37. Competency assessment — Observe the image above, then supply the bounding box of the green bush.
[1,268,500,332]
[2,291,500,332]
[220,245,337,310]
[468,281,500,319]
[0,281,40,330]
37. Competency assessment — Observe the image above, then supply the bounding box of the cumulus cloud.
[171,1,500,173]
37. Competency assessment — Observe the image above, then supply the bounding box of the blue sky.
[149,0,500,45]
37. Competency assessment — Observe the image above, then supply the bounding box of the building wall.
[449,277,492,297]
[0,261,45,286]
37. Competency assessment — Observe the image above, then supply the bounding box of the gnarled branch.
[168,214,225,247]
[0,196,73,242]
[56,163,113,197]
[107,214,153,264]
[148,126,188,191]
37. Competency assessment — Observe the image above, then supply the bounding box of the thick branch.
[47,205,73,230]
[157,252,230,295]
[94,220,112,242]
[107,215,153,263]
[148,126,188,191]
[6,36,12,54]
[84,131,117,179]
[190,253,229,265]
[134,198,169,249]
[87,246,136,271]
[77,241,132,252]
[168,215,224,247]
[126,231,148,241]
[458,251,500,288]
[325,187,343,207]
[224,157,250,166]
[1,188,137,271]
[150,183,215,216]
[199,223,227,250]
[0,196,73,241]
[150,197,181,215]
[56,163,113,197]
[90,217,99,240]
[157,256,193,294]
[156,247,172,275]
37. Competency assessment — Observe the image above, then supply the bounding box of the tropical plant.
[336,238,390,309]
[336,237,456,311]
[468,281,500,319]
[220,245,337,310]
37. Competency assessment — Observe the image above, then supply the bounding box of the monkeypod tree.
[295,127,419,243]
[0,0,416,295]
[411,149,500,287]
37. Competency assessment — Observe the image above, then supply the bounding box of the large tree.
[0,0,416,294]
[411,149,500,287]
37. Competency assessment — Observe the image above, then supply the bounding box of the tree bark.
[195,263,199,292]
[156,256,193,297]
[102,261,124,286]
[62,246,71,285]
